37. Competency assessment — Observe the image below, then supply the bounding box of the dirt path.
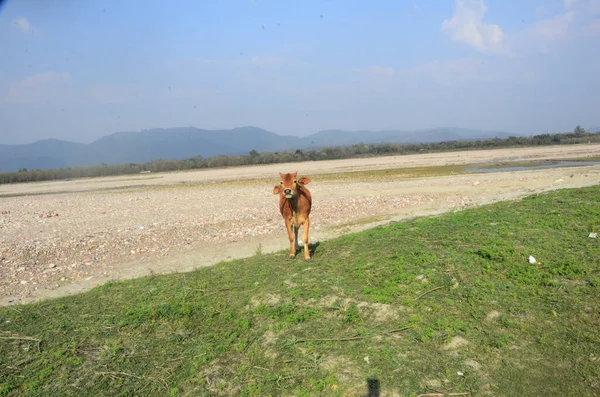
[1,144,600,306]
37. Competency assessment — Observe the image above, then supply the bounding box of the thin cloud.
[355,66,397,77]
[21,72,72,87]
[555,0,600,37]
[535,5,548,18]
[412,59,495,85]
[507,10,576,55]
[533,11,574,40]
[441,0,510,56]
[531,0,600,41]
[581,21,600,36]
[13,17,33,34]
[172,55,294,70]
[82,84,134,105]
[250,56,284,67]
[3,72,73,104]
[353,58,500,88]
[445,0,594,57]
[586,0,600,14]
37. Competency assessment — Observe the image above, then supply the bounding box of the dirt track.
[1,144,600,306]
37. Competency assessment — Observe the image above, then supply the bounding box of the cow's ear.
[298,176,311,185]
[273,185,281,195]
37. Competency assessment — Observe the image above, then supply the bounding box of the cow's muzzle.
[284,189,293,198]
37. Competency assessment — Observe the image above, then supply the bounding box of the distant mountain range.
[587,126,600,133]
[0,126,521,172]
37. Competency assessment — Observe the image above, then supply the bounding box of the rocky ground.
[1,144,599,305]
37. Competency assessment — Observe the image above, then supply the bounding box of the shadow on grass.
[290,241,320,258]
[309,241,320,256]
[366,378,381,397]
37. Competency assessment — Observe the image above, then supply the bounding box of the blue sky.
[1,0,599,144]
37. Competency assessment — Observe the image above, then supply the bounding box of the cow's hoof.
[305,258,312,262]
[288,255,296,260]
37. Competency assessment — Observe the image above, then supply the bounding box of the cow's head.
[273,172,311,199]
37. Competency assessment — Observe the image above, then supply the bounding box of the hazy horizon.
[1,0,599,145]
[2,123,572,146]
[0,124,534,146]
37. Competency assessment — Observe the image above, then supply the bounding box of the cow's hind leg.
[303,217,311,261]
[294,225,300,254]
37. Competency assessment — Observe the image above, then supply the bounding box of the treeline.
[2,129,599,185]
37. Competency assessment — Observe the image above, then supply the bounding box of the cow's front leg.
[303,217,311,261]
[294,224,300,254]
[285,219,295,258]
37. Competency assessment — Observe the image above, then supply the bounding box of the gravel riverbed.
[2,144,599,305]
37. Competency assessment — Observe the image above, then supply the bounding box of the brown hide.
[272,172,312,260]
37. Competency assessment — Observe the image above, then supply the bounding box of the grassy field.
[1,185,599,396]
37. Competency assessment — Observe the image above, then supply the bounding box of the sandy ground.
[1,144,600,306]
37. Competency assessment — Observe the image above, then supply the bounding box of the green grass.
[1,186,600,396]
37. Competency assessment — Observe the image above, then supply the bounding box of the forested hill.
[0,126,514,173]
[2,129,599,185]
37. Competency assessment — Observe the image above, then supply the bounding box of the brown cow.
[272,171,312,261]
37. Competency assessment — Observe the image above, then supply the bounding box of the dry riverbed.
[1,144,600,306]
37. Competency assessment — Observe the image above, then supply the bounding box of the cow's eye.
[280,182,283,184]
[294,180,297,184]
